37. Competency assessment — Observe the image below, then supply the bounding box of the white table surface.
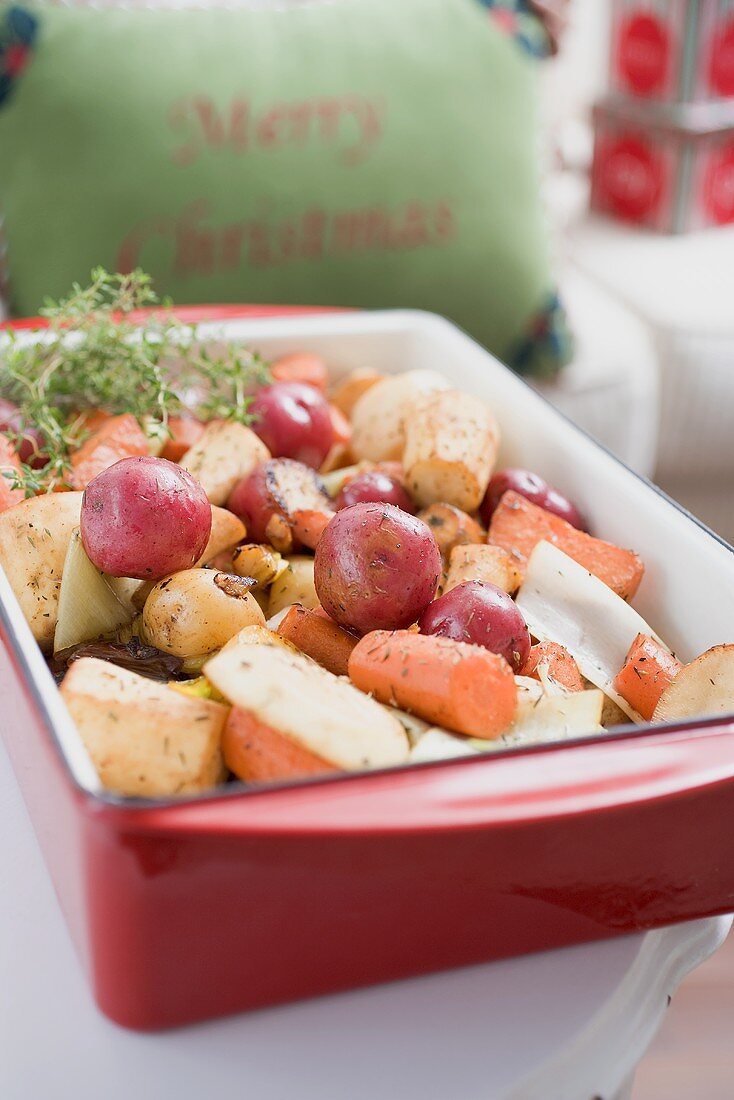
[1,737,730,1100]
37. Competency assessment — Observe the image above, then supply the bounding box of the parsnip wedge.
[652,644,734,723]
[205,643,409,771]
[350,369,450,463]
[516,541,670,723]
[54,530,131,653]
[403,389,499,512]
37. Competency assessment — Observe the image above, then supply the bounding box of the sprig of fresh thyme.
[0,269,270,495]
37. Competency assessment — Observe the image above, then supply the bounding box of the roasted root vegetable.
[60,657,227,796]
[402,389,499,512]
[444,543,522,594]
[517,541,667,721]
[231,543,285,587]
[223,708,339,782]
[320,404,353,474]
[277,605,358,676]
[142,569,265,657]
[348,629,517,739]
[69,413,149,490]
[330,368,384,417]
[489,491,644,600]
[0,491,83,650]
[613,633,683,721]
[267,555,319,617]
[418,581,530,672]
[249,382,334,469]
[480,468,586,530]
[54,530,131,653]
[197,507,247,566]
[271,352,329,391]
[653,645,734,723]
[205,643,409,772]
[227,458,331,551]
[521,642,585,693]
[416,503,484,563]
[80,456,212,581]
[350,369,449,462]
[160,416,206,462]
[314,503,441,635]
[181,420,270,505]
[222,623,297,653]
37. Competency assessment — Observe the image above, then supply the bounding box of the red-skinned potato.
[314,503,441,635]
[227,459,331,552]
[250,382,334,469]
[80,456,212,580]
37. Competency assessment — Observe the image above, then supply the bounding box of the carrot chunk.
[223,706,337,782]
[348,629,516,739]
[488,491,644,600]
[70,413,149,489]
[271,353,329,392]
[613,633,682,720]
[290,508,335,550]
[160,416,205,462]
[277,605,358,677]
[0,437,25,513]
[521,642,584,692]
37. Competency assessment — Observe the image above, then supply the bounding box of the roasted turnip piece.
[181,420,270,505]
[227,458,332,552]
[60,657,227,797]
[403,389,499,512]
[652,645,734,723]
[350,369,450,462]
[445,543,522,595]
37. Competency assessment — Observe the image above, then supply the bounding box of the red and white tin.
[610,0,734,102]
[590,97,734,230]
[1,307,734,1031]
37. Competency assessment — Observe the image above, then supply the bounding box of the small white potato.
[143,569,265,657]
[267,555,319,617]
[0,492,83,650]
[181,421,270,505]
[350,369,450,463]
[231,543,285,587]
[60,657,227,797]
[403,389,499,511]
[445,544,522,595]
[197,506,247,565]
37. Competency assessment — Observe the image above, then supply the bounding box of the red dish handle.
[123,719,734,835]
[0,303,348,332]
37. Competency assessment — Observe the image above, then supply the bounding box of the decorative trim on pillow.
[507,292,573,379]
[0,5,38,108]
[475,0,552,59]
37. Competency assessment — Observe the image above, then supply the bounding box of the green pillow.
[0,0,571,376]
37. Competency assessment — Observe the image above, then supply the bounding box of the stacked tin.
[591,0,734,231]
